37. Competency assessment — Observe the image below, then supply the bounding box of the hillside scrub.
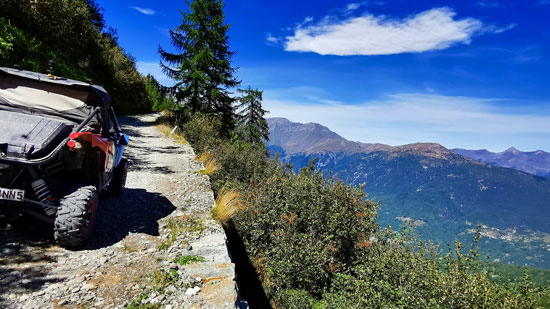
[172,114,550,308]
[0,0,153,113]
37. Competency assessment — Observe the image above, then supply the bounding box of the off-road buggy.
[0,67,129,247]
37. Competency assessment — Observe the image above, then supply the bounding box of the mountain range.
[268,117,550,177]
[452,148,550,178]
[267,117,550,268]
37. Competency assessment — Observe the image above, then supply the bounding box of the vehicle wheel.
[108,158,128,196]
[54,185,98,248]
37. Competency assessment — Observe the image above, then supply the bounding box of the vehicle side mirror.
[118,134,129,146]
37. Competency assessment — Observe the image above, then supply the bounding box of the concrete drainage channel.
[224,222,272,309]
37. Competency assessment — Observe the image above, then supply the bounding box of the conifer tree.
[236,86,269,145]
[159,0,239,128]
[144,74,174,111]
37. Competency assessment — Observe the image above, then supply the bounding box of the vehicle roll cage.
[0,107,99,165]
[0,67,124,166]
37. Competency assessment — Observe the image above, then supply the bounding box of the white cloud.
[136,61,174,86]
[266,33,281,46]
[284,7,493,56]
[263,92,550,151]
[130,6,156,15]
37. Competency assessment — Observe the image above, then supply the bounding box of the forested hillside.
[0,0,154,113]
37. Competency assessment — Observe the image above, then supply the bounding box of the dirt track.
[0,114,238,308]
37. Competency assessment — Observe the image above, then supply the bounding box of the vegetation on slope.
[278,149,550,268]
[174,114,550,308]
[156,0,550,307]
[0,0,157,113]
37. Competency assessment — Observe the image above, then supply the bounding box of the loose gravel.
[0,114,239,309]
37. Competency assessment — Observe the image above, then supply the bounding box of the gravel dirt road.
[0,114,238,308]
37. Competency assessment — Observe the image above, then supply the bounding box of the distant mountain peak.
[267,117,347,154]
[504,147,520,154]
[390,143,452,159]
[267,117,459,160]
[452,147,550,177]
[397,142,447,152]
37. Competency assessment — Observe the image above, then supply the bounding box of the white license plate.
[0,187,25,201]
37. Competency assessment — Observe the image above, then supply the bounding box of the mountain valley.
[267,117,550,268]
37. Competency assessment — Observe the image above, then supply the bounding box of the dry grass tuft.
[200,159,221,176]
[212,188,244,225]
[197,152,212,164]
[156,124,188,144]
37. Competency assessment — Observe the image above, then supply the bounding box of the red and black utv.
[0,67,129,247]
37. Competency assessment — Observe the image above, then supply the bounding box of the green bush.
[180,114,224,156]
[234,161,379,297]
[180,114,268,192]
[323,233,540,308]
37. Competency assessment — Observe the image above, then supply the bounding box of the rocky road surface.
[0,114,239,308]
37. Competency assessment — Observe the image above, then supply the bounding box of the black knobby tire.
[108,158,128,196]
[54,185,98,248]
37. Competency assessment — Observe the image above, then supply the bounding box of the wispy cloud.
[494,23,517,33]
[266,33,281,46]
[264,92,550,151]
[344,2,363,14]
[539,0,550,5]
[155,27,171,38]
[130,6,156,15]
[483,23,517,34]
[476,2,502,8]
[509,45,542,63]
[283,7,510,56]
[346,3,361,11]
[341,1,382,14]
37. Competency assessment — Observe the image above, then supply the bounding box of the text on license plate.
[0,187,25,201]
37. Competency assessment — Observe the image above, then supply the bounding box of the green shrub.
[180,113,269,191]
[323,236,527,308]
[233,161,379,297]
[180,114,224,155]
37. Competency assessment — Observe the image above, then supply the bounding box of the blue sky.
[96,0,550,152]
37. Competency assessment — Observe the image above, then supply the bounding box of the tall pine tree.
[236,86,269,145]
[159,0,239,129]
